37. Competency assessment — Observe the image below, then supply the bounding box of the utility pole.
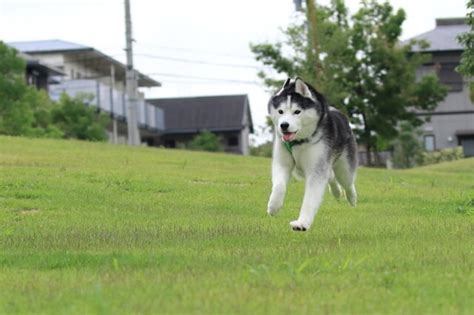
[110,64,118,144]
[124,0,140,145]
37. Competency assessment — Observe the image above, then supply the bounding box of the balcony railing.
[49,79,164,131]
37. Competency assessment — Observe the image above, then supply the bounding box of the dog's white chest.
[291,142,327,177]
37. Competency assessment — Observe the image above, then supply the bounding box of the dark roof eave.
[25,60,64,76]
[25,47,94,54]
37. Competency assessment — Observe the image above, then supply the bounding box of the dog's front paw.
[290,220,310,231]
[267,205,281,216]
[267,196,284,216]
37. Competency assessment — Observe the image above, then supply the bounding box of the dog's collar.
[283,139,308,153]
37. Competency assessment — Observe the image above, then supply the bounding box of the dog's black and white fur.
[266,78,358,231]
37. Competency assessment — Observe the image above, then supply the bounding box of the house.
[8,39,163,144]
[406,18,474,157]
[147,95,253,155]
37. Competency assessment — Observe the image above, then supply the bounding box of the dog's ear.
[294,78,315,101]
[275,78,291,96]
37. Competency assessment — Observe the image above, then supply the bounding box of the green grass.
[0,136,473,314]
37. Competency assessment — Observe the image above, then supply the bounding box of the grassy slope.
[0,136,473,314]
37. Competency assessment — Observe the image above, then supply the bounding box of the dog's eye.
[294,110,301,115]
[278,110,284,114]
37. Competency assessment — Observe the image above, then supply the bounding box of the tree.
[0,41,62,137]
[187,130,223,152]
[392,122,423,168]
[250,0,447,165]
[0,41,32,135]
[457,0,474,101]
[0,42,110,141]
[51,93,110,141]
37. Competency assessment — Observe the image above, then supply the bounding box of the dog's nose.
[280,122,289,131]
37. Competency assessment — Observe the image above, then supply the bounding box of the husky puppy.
[266,78,358,231]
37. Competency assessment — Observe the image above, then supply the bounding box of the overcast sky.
[0,0,469,143]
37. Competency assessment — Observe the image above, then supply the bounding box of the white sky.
[0,0,469,143]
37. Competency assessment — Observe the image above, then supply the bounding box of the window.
[417,65,436,81]
[424,135,435,151]
[437,63,463,92]
[228,137,239,146]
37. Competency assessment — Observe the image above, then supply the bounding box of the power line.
[146,72,259,85]
[160,80,257,85]
[134,53,260,69]
[34,52,261,71]
[135,42,256,60]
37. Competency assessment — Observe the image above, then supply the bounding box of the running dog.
[266,78,358,231]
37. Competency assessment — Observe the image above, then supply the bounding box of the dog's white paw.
[267,196,284,216]
[290,220,309,232]
[267,205,281,216]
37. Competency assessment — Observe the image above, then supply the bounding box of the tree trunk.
[366,144,372,167]
[361,112,373,166]
[306,0,321,88]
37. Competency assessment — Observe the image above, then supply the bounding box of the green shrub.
[51,93,110,142]
[420,147,464,166]
[392,122,423,169]
[187,130,223,152]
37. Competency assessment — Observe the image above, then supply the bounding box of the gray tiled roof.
[406,18,469,52]
[148,95,253,134]
[8,39,91,53]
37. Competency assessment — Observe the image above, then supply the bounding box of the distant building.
[148,95,253,155]
[8,39,163,144]
[406,18,474,157]
[9,40,254,155]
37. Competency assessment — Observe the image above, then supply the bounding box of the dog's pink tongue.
[282,133,295,142]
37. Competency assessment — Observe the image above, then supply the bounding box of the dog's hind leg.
[328,168,342,200]
[334,153,357,207]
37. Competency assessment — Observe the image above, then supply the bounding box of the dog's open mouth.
[282,132,297,142]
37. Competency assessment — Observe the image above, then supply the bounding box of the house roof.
[8,39,90,53]
[8,39,161,88]
[148,95,253,134]
[405,18,469,52]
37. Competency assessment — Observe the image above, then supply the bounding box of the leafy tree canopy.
[250,0,447,165]
[457,0,474,100]
[51,93,110,142]
[0,41,110,141]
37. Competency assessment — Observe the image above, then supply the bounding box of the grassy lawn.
[0,136,473,314]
